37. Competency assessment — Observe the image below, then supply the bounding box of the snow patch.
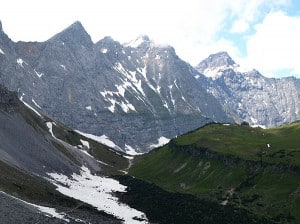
[116,84,126,98]
[32,99,42,109]
[34,69,43,78]
[137,66,147,79]
[80,139,90,149]
[47,167,148,224]
[125,144,142,156]
[149,136,170,149]
[85,106,92,111]
[100,84,136,113]
[251,124,267,129]
[76,130,123,151]
[20,94,42,117]
[17,58,26,68]
[0,48,4,55]
[250,117,258,124]
[46,122,56,138]
[60,64,67,71]
[101,48,108,53]
[120,101,136,113]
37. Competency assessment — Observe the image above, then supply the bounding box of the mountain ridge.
[1,20,300,152]
[195,52,300,127]
[0,21,232,153]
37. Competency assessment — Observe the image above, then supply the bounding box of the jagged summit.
[96,36,119,45]
[124,35,151,48]
[49,21,93,47]
[195,51,246,79]
[196,51,236,72]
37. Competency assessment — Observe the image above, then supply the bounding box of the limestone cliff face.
[195,52,300,127]
[0,22,231,153]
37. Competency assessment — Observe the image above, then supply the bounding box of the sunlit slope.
[130,122,300,223]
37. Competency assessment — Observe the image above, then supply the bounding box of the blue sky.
[0,0,299,78]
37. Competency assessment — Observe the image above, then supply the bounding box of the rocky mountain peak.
[196,51,236,72]
[124,35,151,48]
[195,52,239,79]
[49,21,93,47]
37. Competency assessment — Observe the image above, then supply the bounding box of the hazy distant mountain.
[195,52,300,127]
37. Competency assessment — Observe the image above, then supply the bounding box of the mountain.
[0,84,274,224]
[130,122,300,223]
[195,52,300,127]
[0,21,231,153]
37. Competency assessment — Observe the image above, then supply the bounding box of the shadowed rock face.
[0,21,231,153]
[0,85,79,176]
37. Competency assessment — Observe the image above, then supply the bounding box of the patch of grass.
[130,146,245,196]
[174,123,300,167]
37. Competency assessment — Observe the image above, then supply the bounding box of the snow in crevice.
[168,84,176,107]
[0,48,4,55]
[60,64,67,71]
[17,58,27,68]
[0,191,69,222]
[100,48,108,53]
[137,66,147,79]
[80,139,90,149]
[34,69,44,78]
[75,130,123,152]
[114,63,146,97]
[124,144,143,156]
[32,99,42,109]
[85,105,92,111]
[46,122,56,138]
[47,166,148,224]
[100,84,137,113]
[20,94,43,118]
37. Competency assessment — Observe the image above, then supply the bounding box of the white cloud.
[245,11,300,77]
[229,0,290,34]
[230,20,250,33]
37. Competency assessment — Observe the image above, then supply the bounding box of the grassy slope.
[130,122,300,223]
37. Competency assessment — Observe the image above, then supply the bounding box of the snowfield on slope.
[47,166,148,224]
